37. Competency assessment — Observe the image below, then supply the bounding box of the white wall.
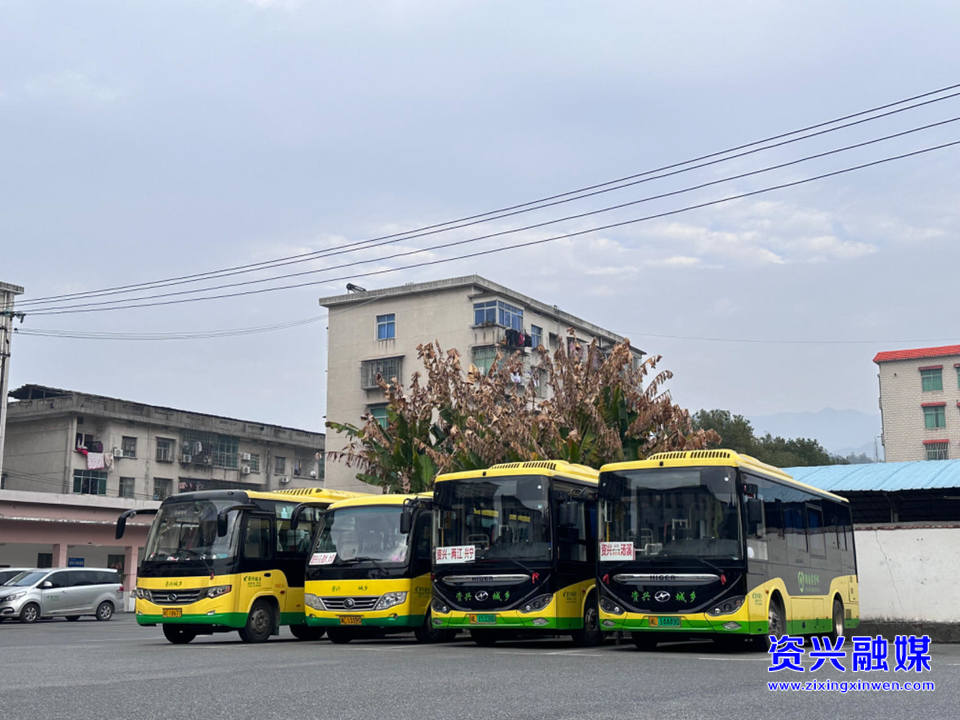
[855,526,960,623]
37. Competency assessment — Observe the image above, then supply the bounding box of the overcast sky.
[3,1,959,446]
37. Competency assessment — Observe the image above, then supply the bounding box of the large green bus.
[116,487,362,644]
[430,460,602,646]
[597,450,859,649]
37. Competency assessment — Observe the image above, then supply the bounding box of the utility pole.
[0,281,25,487]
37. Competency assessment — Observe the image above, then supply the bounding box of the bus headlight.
[374,592,407,611]
[599,597,625,615]
[707,596,745,616]
[304,593,324,610]
[519,594,552,613]
[136,588,153,601]
[431,598,450,614]
[206,585,232,599]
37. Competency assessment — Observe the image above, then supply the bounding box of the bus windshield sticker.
[435,545,476,564]
[599,541,635,562]
[309,552,337,565]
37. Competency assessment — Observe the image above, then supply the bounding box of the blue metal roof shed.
[784,459,960,493]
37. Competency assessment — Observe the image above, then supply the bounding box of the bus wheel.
[631,632,658,651]
[327,628,353,644]
[414,610,443,643]
[290,624,326,641]
[470,630,497,647]
[239,600,274,643]
[767,597,786,644]
[572,596,603,646]
[163,625,198,644]
[829,598,845,642]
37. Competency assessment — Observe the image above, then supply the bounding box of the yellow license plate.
[162,608,182,618]
[339,615,362,625]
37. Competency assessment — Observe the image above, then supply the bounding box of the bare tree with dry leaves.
[326,335,717,492]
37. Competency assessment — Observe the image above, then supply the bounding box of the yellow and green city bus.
[300,493,448,643]
[597,450,859,649]
[116,487,363,644]
[430,461,602,646]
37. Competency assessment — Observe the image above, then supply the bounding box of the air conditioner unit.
[181,454,192,464]
[240,452,251,462]
[202,456,212,465]
[241,465,251,475]
[112,448,123,458]
[278,476,289,485]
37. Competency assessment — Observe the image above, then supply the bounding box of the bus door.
[239,513,276,609]
[553,487,592,622]
[410,510,433,616]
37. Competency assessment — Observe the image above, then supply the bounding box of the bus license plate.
[469,614,496,624]
[162,608,182,618]
[339,616,362,625]
[649,616,680,627]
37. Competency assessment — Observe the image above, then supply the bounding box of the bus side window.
[784,503,807,552]
[244,516,271,559]
[414,513,432,562]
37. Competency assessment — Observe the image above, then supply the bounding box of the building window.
[925,442,949,460]
[73,470,107,495]
[920,367,943,391]
[376,313,396,340]
[275,456,286,474]
[956,366,960,389]
[247,453,260,473]
[923,405,946,429]
[531,325,542,349]
[156,437,175,462]
[473,300,523,330]
[361,356,403,389]
[368,404,388,428]
[119,477,135,498]
[121,436,137,458]
[213,436,239,469]
[153,478,173,501]
[472,346,498,375]
[37,553,53,568]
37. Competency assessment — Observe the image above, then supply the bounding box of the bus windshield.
[603,467,742,560]
[314,506,409,564]
[435,476,551,561]
[143,499,242,562]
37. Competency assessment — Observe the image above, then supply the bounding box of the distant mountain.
[747,408,882,461]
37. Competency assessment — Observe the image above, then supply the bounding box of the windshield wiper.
[340,556,390,577]
[476,553,537,577]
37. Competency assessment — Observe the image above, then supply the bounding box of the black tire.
[765,596,786,649]
[414,610,446,643]
[829,597,845,643]
[238,600,274,643]
[290,624,326,641]
[631,632,659,650]
[572,595,603,647]
[95,601,114,621]
[65,616,81,622]
[470,629,497,647]
[163,625,198,644]
[19,603,41,624]
[326,628,354,644]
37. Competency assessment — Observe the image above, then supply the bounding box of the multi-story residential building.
[319,275,644,491]
[874,344,960,462]
[2,384,326,499]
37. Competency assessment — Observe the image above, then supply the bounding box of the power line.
[23,138,960,317]
[16,315,325,341]
[17,82,960,308]
[24,119,960,314]
[630,332,960,345]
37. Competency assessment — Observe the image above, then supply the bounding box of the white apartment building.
[875,344,960,462]
[319,275,643,491]
[2,384,326,500]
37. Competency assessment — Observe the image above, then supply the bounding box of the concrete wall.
[878,355,960,462]
[855,524,960,623]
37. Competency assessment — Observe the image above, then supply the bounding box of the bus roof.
[435,460,598,486]
[600,449,849,503]
[159,487,368,505]
[325,492,431,511]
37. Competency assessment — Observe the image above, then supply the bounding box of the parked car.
[0,568,35,585]
[0,568,123,623]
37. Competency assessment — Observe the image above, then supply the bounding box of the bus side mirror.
[217,513,229,537]
[115,515,127,540]
[400,506,413,535]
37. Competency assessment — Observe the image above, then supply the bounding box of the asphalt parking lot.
[1,614,957,720]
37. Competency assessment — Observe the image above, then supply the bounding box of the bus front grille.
[150,589,205,605]
[320,596,379,611]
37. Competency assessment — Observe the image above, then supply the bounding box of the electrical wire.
[21,138,960,317]
[15,315,325,341]
[17,82,960,308]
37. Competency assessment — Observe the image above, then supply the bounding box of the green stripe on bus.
[137,611,307,629]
